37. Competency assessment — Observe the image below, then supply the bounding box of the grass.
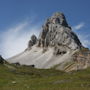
[0,63,90,90]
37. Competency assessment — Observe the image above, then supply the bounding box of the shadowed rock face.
[0,55,5,64]
[28,35,37,49]
[37,12,82,51]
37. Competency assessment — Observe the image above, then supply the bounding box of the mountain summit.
[7,12,90,72]
[38,12,82,49]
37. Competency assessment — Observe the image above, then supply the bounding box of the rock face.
[7,12,90,72]
[38,12,82,50]
[73,48,90,70]
[0,55,5,64]
[28,35,37,49]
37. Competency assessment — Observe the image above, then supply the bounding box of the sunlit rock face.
[37,12,82,54]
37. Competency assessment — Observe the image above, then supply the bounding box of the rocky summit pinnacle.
[37,12,82,50]
[7,12,90,72]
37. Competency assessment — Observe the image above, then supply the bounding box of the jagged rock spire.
[28,34,37,49]
[37,12,82,50]
[50,12,68,26]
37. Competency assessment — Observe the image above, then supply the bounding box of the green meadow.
[0,63,90,90]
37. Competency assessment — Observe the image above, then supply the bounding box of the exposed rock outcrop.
[73,48,90,70]
[37,12,82,55]
[0,55,5,64]
[28,34,37,49]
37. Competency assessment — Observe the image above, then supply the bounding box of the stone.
[30,65,35,68]
[12,81,16,84]
[13,62,20,66]
[54,45,67,55]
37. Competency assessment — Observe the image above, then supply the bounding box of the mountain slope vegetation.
[0,63,90,90]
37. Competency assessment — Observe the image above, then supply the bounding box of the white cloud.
[72,22,90,48]
[78,34,90,47]
[0,21,41,59]
[73,22,85,30]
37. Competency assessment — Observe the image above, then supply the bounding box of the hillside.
[0,63,90,90]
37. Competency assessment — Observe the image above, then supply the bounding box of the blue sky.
[0,0,90,58]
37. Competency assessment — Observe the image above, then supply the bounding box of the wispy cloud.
[72,22,85,30]
[0,20,41,59]
[78,34,90,47]
[72,22,90,48]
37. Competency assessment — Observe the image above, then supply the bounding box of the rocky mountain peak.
[37,12,82,51]
[48,12,68,26]
[8,12,90,71]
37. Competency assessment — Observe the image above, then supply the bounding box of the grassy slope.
[0,64,90,90]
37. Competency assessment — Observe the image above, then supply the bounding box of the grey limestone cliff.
[37,12,82,54]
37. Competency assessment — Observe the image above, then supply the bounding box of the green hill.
[0,63,90,90]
